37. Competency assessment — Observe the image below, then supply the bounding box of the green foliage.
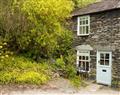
[0,0,74,60]
[0,40,13,62]
[0,0,82,87]
[53,54,77,79]
[72,0,98,8]
[0,56,51,85]
[70,76,82,88]
[65,64,77,78]
[0,71,18,84]
[16,71,49,85]
[53,56,65,70]
[18,0,74,59]
[54,30,73,57]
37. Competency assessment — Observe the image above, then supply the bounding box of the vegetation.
[72,0,98,8]
[0,56,51,85]
[0,0,96,87]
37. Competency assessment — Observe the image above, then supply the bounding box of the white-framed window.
[77,15,90,36]
[77,50,90,72]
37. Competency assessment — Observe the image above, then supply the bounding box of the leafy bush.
[0,41,13,61]
[72,0,97,8]
[51,54,82,88]
[0,71,18,84]
[65,64,77,78]
[70,76,82,88]
[0,56,51,85]
[16,71,50,85]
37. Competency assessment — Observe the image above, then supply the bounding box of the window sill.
[77,34,89,36]
[77,69,89,73]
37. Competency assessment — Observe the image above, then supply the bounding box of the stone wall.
[71,9,120,85]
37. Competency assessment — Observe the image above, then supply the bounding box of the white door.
[96,51,112,85]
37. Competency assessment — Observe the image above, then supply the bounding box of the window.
[100,53,110,66]
[77,51,90,72]
[77,16,90,36]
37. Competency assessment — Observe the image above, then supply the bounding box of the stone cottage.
[71,0,120,86]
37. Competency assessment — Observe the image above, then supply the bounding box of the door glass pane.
[100,60,104,65]
[100,53,104,59]
[105,60,109,66]
[105,54,109,60]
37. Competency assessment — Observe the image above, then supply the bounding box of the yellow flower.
[5,55,9,58]
[0,46,3,49]
[3,42,7,45]
[1,56,5,59]
[12,58,15,61]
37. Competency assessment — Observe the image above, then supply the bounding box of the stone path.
[0,78,119,95]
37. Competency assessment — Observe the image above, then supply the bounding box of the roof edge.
[72,7,120,17]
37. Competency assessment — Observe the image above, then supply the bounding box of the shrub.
[16,71,50,85]
[0,56,51,85]
[65,64,77,78]
[70,76,82,88]
[0,71,19,84]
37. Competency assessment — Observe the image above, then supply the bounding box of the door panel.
[96,51,112,85]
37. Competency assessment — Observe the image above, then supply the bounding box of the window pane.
[86,62,89,71]
[83,62,85,70]
[86,20,88,24]
[83,20,86,25]
[80,26,83,34]
[86,26,89,34]
[83,56,85,60]
[79,56,81,60]
[80,18,82,21]
[78,16,90,35]
[80,21,82,25]
[100,60,104,65]
[86,56,89,60]
[83,26,85,34]
[79,61,81,67]
[82,17,85,21]
[80,61,83,69]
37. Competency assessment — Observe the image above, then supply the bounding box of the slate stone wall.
[71,9,120,86]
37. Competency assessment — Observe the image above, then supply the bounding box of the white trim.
[77,15,90,36]
[76,50,90,72]
[77,17,80,36]
[96,51,112,86]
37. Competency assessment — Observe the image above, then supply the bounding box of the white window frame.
[76,50,90,72]
[77,15,90,36]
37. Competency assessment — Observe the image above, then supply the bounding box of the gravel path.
[0,78,119,95]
